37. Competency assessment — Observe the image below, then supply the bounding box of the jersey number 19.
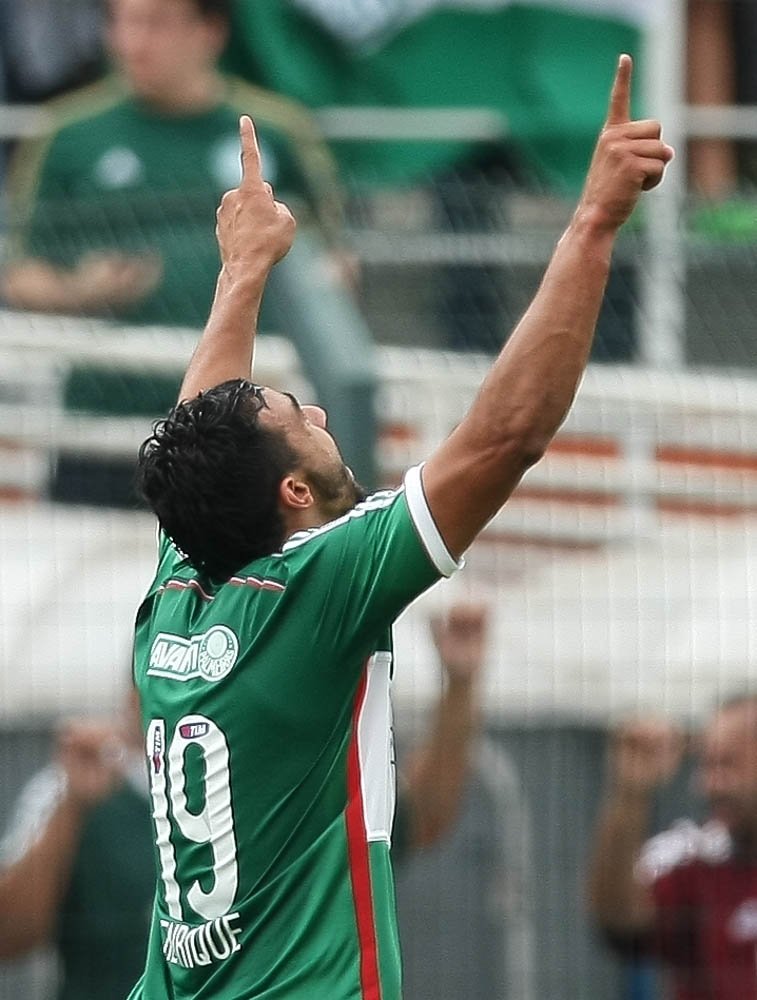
[146,716,239,921]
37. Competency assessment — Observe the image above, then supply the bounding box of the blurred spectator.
[0,0,348,507]
[587,698,757,999]
[393,602,487,862]
[688,0,738,201]
[0,690,153,1000]
[687,0,757,243]
[1,0,343,334]
[0,605,486,999]
[0,2,6,202]
[733,0,757,187]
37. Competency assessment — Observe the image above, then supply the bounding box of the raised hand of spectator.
[397,603,487,854]
[56,718,129,808]
[430,602,488,686]
[609,717,687,799]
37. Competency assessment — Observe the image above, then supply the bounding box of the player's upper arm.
[421,415,540,560]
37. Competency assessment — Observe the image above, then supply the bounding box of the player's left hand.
[215,115,296,283]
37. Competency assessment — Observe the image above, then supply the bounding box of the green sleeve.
[278,472,459,656]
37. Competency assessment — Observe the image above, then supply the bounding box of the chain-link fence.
[1,6,757,993]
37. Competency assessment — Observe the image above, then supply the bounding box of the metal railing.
[2,85,757,372]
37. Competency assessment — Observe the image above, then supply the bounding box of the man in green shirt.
[129,56,671,999]
[1,0,343,431]
[1,0,346,507]
[2,0,342,334]
[0,693,154,1000]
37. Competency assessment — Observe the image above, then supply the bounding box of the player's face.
[258,388,365,521]
[107,0,224,101]
[698,705,757,841]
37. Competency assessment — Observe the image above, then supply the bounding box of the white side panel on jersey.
[146,719,182,920]
[357,651,395,844]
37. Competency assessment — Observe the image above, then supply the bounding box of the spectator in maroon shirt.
[587,695,757,1000]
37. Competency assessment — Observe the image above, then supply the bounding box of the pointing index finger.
[239,114,262,187]
[606,53,632,126]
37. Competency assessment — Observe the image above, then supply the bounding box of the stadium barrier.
[2,306,757,725]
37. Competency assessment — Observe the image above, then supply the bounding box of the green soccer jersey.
[128,466,458,1000]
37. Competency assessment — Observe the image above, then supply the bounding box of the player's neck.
[282,506,329,541]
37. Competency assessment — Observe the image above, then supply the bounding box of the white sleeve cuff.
[403,464,463,578]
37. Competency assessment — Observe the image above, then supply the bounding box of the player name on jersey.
[160,913,243,969]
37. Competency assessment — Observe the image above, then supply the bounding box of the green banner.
[226,2,642,192]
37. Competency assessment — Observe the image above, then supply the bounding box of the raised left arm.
[179,115,296,402]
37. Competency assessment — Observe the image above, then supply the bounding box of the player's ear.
[279,475,314,511]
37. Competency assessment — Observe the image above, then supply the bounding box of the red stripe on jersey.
[228,575,286,592]
[158,579,214,602]
[346,671,382,1000]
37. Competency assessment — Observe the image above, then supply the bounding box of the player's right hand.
[578,54,675,232]
[215,115,296,282]
[609,718,686,797]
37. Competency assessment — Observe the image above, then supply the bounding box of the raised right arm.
[422,55,674,558]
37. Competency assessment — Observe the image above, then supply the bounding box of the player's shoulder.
[636,818,733,882]
[275,487,406,560]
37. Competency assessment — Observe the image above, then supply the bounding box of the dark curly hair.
[136,379,298,580]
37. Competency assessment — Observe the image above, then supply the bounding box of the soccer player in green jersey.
[128,56,672,999]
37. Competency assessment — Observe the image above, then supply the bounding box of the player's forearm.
[179,264,268,401]
[468,208,616,461]
[0,795,87,957]
[424,209,617,556]
[586,788,656,932]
